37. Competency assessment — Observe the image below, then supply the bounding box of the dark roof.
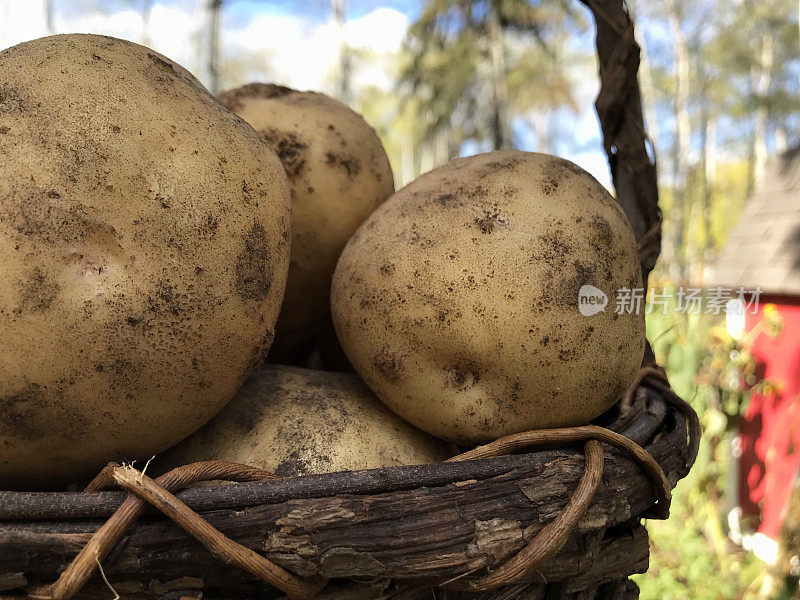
[708,146,800,296]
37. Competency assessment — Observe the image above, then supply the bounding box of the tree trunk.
[529,114,551,154]
[140,0,155,46]
[44,0,55,35]
[632,2,659,147]
[705,118,717,186]
[753,33,774,186]
[400,133,416,188]
[203,0,223,95]
[435,128,449,166]
[419,138,434,175]
[668,3,690,283]
[331,0,351,105]
[702,116,717,270]
[776,125,788,154]
[487,6,511,150]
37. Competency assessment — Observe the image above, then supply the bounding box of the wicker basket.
[0,373,698,599]
[0,2,696,599]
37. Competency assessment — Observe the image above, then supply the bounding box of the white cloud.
[0,1,202,81]
[145,4,204,70]
[229,12,337,91]
[223,6,408,93]
[0,2,407,97]
[0,2,609,187]
[0,0,50,50]
[563,151,612,191]
[54,8,144,41]
[343,7,408,54]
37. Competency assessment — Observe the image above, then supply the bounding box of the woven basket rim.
[0,374,699,599]
[0,372,695,516]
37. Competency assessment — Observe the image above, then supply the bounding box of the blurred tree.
[637,291,775,599]
[330,0,353,104]
[629,0,660,155]
[640,0,799,284]
[45,0,56,35]
[139,0,154,46]
[707,0,800,190]
[667,0,690,283]
[202,0,223,94]
[633,4,799,597]
[399,0,585,159]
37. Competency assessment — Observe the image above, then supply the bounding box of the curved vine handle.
[582,0,662,292]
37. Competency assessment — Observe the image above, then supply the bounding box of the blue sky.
[0,0,615,185]
[5,0,791,189]
[226,0,424,22]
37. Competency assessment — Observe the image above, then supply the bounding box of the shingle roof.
[708,146,800,296]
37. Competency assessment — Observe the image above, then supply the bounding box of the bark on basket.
[0,379,699,599]
[0,1,685,599]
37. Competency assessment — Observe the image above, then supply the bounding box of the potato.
[157,365,453,476]
[0,35,291,488]
[218,84,394,359]
[331,151,645,444]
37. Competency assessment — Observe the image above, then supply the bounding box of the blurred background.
[1,1,798,597]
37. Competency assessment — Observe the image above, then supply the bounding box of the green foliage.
[399,0,586,153]
[706,161,751,254]
[705,0,800,121]
[639,0,798,281]
[356,1,591,186]
[634,293,784,599]
[637,470,764,600]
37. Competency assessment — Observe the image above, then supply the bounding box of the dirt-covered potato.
[218,84,394,359]
[331,151,645,444]
[158,366,453,476]
[0,35,291,488]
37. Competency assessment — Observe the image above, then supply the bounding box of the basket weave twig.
[0,372,699,599]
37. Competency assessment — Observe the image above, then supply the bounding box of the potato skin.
[0,35,291,488]
[158,366,453,476]
[218,84,394,355]
[331,151,645,444]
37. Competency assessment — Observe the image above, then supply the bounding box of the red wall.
[739,295,800,539]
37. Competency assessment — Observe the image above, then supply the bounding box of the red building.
[711,146,800,561]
